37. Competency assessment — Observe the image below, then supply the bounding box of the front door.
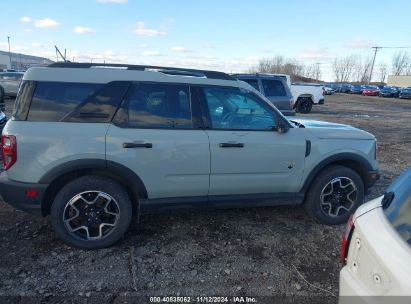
[201,86,306,196]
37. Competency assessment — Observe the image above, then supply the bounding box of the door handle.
[219,142,244,148]
[123,142,153,148]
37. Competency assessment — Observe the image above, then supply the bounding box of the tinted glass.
[204,87,275,130]
[66,81,130,123]
[243,79,260,91]
[261,79,286,96]
[384,168,411,246]
[27,82,102,121]
[12,80,36,120]
[122,83,192,129]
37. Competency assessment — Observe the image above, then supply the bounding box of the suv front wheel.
[304,165,364,225]
[51,176,133,249]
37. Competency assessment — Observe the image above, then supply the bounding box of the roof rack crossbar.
[47,62,234,80]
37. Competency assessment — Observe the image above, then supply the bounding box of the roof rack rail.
[48,62,235,81]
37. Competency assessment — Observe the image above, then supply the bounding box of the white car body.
[339,169,411,301]
[290,83,324,105]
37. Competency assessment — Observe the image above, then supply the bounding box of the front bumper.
[318,98,325,105]
[0,173,47,216]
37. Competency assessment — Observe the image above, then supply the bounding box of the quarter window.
[27,82,102,121]
[243,79,260,91]
[204,87,276,130]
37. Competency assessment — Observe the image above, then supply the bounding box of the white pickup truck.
[273,74,325,113]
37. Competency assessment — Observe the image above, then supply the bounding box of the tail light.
[2,135,17,170]
[322,87,325,96]
[341,214,355,265]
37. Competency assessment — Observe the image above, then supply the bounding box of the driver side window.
[204,87,276,130]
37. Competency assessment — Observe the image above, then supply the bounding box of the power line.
[369,46,411,83]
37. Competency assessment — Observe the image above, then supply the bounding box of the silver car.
[0,72,24,97]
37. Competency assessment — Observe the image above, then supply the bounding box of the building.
[387,75,411,88]
[0,50,53,71]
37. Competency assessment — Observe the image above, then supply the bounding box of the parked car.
[349,85,364,94]
[340,167,411,298]
[289,82,325,114]
[0,62,379,249]
[0,110,7,132]
[340,84,352,93]
[399,87,411,99]
[323,86,334,95]
[0,72,24,97]
[232,73,295,116]
[362,85,379,96]
[379,86,401,98]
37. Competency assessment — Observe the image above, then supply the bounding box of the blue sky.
[1,0,410,80]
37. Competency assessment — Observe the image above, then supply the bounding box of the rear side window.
[27,82,102,121]
[243,79,260,91]
[261,79,286,96]
[115,83,193,129]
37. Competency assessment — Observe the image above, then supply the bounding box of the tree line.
[250,51,410,83]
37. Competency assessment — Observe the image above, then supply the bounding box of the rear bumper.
[0,173,47,216]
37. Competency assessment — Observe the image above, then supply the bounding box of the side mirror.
[277,124,289,134]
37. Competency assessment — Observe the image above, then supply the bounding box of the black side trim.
[301,153,374,192]
[140,193,304,214]
[305,140,311,157]
[39,159,148,199]
[0,173,46,216]
[208,193,304,209]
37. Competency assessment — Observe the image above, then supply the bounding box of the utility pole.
[7,36,12,69]
[368,47,381,84]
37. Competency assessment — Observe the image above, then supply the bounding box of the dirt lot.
[0,93,410,303]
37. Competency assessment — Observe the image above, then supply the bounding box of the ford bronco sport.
[0,63,380,249]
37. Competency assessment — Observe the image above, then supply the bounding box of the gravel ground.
[0,93,410,303]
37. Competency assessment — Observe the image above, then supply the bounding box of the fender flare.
[39,159,148,199]
[301,153,373,192]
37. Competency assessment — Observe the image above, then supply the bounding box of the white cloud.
[344,38,373,49]
[21,16,31,23]
[31,42,43,48]
[171,46,194,53]
[143,50,162,57]
[97,0,128,3]
[133,21,166,37]
[34,18,59,28]
[74,26,95,34]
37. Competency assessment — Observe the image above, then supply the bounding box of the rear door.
[106,82,210,201]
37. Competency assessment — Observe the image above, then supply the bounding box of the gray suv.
[232,73,295,116]
[0,63,380,249]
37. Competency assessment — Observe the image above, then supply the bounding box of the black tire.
[0,85,4,103]
[51,175,133,249]
[304,165,364,225]
[296,97,313,113]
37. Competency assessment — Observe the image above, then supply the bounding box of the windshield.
[383,167,411,246]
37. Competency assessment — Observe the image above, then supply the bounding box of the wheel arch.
[301,153,373,194]
[293,94,313,108]
[40,159,147,216]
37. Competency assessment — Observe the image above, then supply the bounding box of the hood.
[289,118,375,140]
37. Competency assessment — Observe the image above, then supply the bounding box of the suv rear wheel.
[50,176,133,249]
[296,97,313,113]
[304,165,364,225]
